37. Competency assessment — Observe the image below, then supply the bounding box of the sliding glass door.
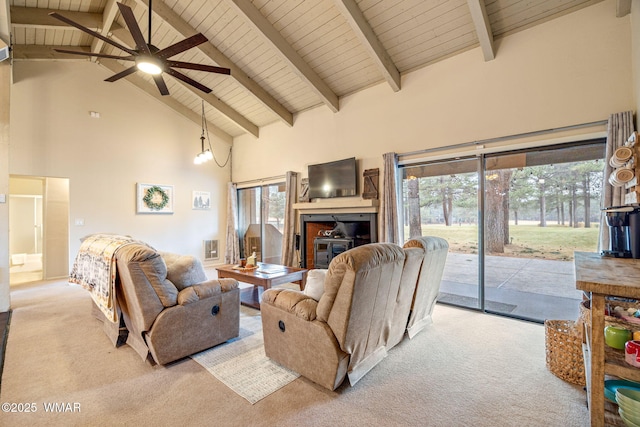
[483,143,604,320]
[401,157,481,310]
[399,140,605,322]
[237,183,286,264]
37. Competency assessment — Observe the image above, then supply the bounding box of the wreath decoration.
[143,186,169,211]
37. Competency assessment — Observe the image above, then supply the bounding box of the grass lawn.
[411,223,600,261]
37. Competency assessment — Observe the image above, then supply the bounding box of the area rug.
[190,307,299,404]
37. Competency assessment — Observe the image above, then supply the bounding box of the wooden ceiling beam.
[10,7,103,30]
[133,0,293,128]
[334,0,400,92]
[12,44,92,61]
[100,59,233,144]
[616,0,632,17]
[91,0,120,59]
[466,0,495,61]
[224,0,340,113]
[173,78,259,138]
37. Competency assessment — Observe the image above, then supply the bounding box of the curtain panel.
[599,111,635,251]
[225,182,240,264]
[281,171,298,266]
[379,152,400,244]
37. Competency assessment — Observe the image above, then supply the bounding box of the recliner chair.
[260,243,411,390]
[94,243,240,365]
[403,236,449,339]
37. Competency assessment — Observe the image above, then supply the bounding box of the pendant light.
[194,101,214,164]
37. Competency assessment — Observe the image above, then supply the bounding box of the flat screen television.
[308,157,357,199]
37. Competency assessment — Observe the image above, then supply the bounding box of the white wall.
[0,61,10,312]
[232,0,634,184]
[633,0,640,130]
[10,61,232,268]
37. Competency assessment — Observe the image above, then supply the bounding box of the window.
[237,183,286,264]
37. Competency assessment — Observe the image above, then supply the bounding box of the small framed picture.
[137,183,174,214]
[192,191,211,210]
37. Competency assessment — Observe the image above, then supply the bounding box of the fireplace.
[300,213,377,268]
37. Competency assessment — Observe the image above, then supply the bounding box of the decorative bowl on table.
[627,341,640,368]
[617,388,640,426]
[620,409,640,427]
[605,380,640,403]
[605,325,633,350]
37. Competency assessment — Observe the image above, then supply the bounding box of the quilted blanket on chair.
[69,233,139,323]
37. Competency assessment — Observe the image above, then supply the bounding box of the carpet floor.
[0,279,589,426]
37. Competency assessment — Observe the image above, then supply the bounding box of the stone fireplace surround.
[293,199,378,269]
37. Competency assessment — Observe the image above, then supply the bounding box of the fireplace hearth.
[300,213,377,268]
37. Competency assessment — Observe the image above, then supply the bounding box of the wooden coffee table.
[216,263,308,310]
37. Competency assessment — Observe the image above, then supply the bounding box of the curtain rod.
[235,174,286,186]
[398,120,608,159]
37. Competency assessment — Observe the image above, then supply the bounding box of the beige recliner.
[384,241,427,349]
[96,243,240,365]
[403,236,449,339]
[260,243,416,390]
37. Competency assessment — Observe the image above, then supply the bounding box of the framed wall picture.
[192,191,211,210]
[137,183,174,214]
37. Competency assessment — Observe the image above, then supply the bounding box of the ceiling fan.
[49,1,230,96]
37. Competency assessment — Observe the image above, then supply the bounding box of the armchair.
[96,243,240,365]
[260,243,409,390]
[403,236,449,339]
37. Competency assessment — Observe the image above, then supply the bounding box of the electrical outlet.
[74,218,84,226]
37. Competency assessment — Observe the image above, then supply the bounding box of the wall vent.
[203,240,219,261]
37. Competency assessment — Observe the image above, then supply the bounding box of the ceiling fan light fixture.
[49,3,229,96]
[136,56,163,75]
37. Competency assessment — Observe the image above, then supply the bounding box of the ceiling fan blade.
[166,68,212,94]
[53,48,135,61]
[156,34,208,60]
[105,65,138,82]
[49,12,137,56]
[116,2,151,54]
[153,74,170,96]
[166,61,230,75]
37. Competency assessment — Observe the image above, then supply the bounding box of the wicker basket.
[577,299,640,334]
[545,319,585,386]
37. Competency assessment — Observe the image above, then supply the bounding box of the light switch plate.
[0,194,5,203]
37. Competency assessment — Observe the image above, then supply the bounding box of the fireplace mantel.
[293,198,379,214]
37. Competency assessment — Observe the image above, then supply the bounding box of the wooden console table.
[575,251,640,426]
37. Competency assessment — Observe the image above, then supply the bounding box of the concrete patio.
[439,252,583,322]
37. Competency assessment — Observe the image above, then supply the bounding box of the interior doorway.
[9,175,70,285]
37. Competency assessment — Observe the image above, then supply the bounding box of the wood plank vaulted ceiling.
[6,0,628,143]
